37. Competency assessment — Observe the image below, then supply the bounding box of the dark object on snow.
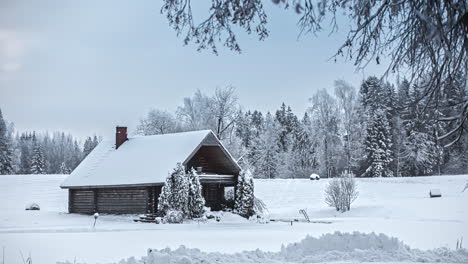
[206,214,215,219]
[25,203,40,210]
[299,209,310,222]
[134,213,164,223]
[429,189,442,198]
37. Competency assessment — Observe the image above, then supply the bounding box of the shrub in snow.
[187,168,205,218]
[158,164,206,219]
[234,169,255,218]
[25,203,40,210]
[164,210,184,224]
[158,163,189,216]
[325,171,358,212]
[253,197,269,222]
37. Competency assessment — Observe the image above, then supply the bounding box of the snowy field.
[0,175,467,263]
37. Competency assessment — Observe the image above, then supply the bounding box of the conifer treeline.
[136,76,467,178]
[1,74,466,177]
[0,108,100,175]
[239,76,467,178]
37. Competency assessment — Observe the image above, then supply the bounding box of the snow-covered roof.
[61,130,239,188]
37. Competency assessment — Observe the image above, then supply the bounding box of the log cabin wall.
[69,186,162,214]
[97,188,148,214]
[69,189,95,214]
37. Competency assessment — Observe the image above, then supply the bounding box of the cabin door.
[203,184,222,211]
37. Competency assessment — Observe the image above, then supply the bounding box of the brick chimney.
[116,126,128,149]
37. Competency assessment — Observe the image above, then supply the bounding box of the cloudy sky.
[0,0,391,140]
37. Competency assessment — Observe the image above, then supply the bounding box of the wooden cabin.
[60,127,241,214]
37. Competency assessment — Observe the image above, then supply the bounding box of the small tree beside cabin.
[158,163,206,219]
[234,169,255,218]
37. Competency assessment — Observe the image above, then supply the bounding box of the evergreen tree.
[287,114,317,178]
[250,112,281,179]
[363,109,394,177]
[157,163,189,216]
[83,135,100,158]
[18,133,32,174]
[398,81,441,176]
[235,110,253,148]
[0,108,13,174]
[360,77,394,177]
[59,161,71,174]
[275,104,298,152]
[234,169,255,218]
[187,168,205,218]
[401,131,437,176]
[83,137,93,157]
[92,135,99,148]
[30,134,46,174]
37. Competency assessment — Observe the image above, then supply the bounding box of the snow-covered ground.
[0,174,467,263]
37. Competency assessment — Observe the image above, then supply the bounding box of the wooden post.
[93,189,98,213]
[68,189,73,213]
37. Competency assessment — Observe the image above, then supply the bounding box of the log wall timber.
[69,189,95,214]
[69,187,162,214]
[97,188,148,214]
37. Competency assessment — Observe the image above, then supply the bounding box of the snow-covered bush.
[234,169,255,218]
[253,197,269,222]
[325,172,358,212]
[158,163,189,216]
[187,168,205,218]
[164,210,184,224]
[158,164,205,219]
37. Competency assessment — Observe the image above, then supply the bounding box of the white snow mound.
[114,232,468,264]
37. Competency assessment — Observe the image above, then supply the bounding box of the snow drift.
[113,232,468,264]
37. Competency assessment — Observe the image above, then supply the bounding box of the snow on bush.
[325,171,358,212]
[234,169,255,218]
[158,163,205,219]
[114,232,468,264]
[158,163,189,216]
[164,210,184,224]
[187,168,205,218]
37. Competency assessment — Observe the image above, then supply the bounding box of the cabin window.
[224,187,234,201]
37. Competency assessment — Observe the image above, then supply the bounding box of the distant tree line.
[1,72,466,177]
[0,108,100,175]
[137,76,468,178]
